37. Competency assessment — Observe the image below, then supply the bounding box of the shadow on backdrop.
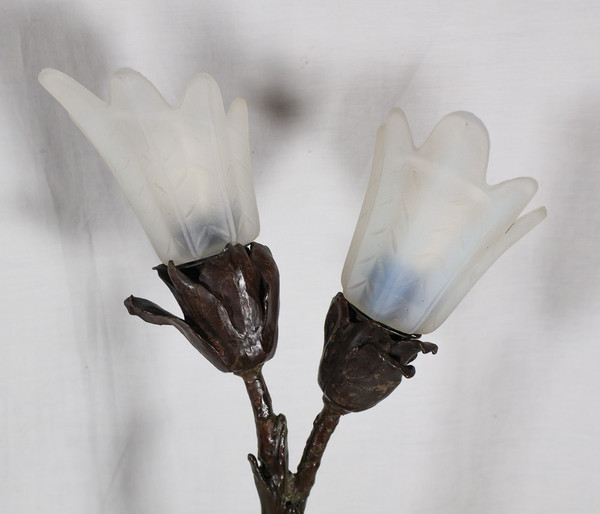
[330,61,434,195]
[173,9,313,179]
[2,2,152,513]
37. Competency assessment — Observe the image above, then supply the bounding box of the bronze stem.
[294,402,343,506]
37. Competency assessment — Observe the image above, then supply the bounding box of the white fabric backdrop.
[2,0,599,512]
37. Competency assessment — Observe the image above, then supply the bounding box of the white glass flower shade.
[342,109,547,335]
[38,68,260,265]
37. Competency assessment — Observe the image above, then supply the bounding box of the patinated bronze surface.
[125,242,279,373]
[239,366,344,513]
[125,244,436,513]
[319,293,438,413]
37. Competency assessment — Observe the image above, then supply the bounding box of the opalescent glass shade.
[342,109,546,334]
[39,68,260,265]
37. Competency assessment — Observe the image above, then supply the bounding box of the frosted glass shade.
[342,109,546,335]
[39,68,260,265]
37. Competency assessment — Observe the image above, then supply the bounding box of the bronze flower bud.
[318,293,437,413]
[125,243,279,373]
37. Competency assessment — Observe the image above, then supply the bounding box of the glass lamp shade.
[39,68,260,265]
[342,109,546,335]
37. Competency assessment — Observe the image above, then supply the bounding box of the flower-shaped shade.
[342,109,546,335]
[39,68,259,265]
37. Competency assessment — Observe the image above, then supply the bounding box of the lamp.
[40,68,545,513]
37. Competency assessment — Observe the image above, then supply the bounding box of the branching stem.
[238,368,342,513]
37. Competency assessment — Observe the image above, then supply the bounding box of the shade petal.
[416,206,547,333]
[38,68,108,138]
[178,73,239,254]
[487,176,539,229]
[179,72,227,118]
[342,111,415,290]
[226,97,260,245]
[418,111,489,185]
[341,123,387,288]
[501,206,548,253]
[109,68,168,110]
